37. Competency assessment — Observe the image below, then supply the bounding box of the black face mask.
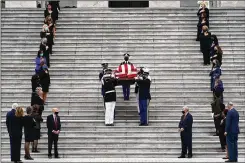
[124,57,129,61]
[55,112,59,115]
[182,111,185,114]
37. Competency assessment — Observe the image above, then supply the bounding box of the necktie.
[54,116,58,130]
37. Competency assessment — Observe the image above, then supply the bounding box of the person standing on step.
[115,53,137,100]
[219,109,228,153]
[101,69,118,126]
[211,92,222,136]
[196,1,209,41]
[210,59,222,92]
[99,63,109,98]
[210,35,219,58]
[211,45,223,66]
[135,68,151,126]
[196,13,209,41]
[135,67,144,115]
[44,4,57,25]
[200,25,212,65]
[48,1,60,23]
[10,107,24,163]
[23,106,35,160]
[6,103,18,162]
[35,50,47,74]
[47,108,61,159]
[43,16,55,57]
[224,102,240,162]
[178,106,193,158]
[213,76,224,103]
[38,65,51,105]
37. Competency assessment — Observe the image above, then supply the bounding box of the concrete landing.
[1,158,245,163]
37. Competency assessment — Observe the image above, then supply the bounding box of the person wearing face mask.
[40,37,50,67]
[115,53,137,100]
[211,45,223,66]
[213,76,224,103]
[210,35,219,57]
[178,106,193,158]
[35,50,47,74]
[199,25,212,65]
[38,65,51,105]
[47,108,61,159]
[135,68,151,126]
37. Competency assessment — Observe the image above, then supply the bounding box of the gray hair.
[12,103,18,109]
[41,38,47,45]
[183,106,189,111]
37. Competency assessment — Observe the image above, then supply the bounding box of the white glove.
[211,113,214,118]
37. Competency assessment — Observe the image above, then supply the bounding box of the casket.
[114,63,138,85]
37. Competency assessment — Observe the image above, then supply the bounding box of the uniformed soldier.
[101,69,118,126]
[135,68,151,126]
[99,63,108,97]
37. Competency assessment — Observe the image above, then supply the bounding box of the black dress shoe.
[213,134,219,136]
[55,156,60,159]
[222,157,229,159]
[188,155,192,158]
[48,155,52,159]
[178,155,185,158]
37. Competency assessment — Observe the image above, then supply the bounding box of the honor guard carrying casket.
[115,53,137,101]
[101,69,118,126]
[135,68,151,126]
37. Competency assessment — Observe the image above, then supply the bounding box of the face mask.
[55,112,59,115]
[124,57,129,61]
[182,111,185,114]
[40,53,43,57]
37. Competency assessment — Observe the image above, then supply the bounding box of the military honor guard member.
[135,68,151,126]
[101,69,118,126]
[99,63,109,97]
[115,53,137,100]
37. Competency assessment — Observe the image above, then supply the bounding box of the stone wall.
[77,1,107,8]
[150,1,180,8]
[5,1,36,8]
[221,1,245,7]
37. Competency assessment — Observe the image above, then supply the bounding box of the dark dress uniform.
[99,69,105,97]
[178,113,193,158]
[23,115,36,142]
[136,76,151,125]
[200,32,212,65]
[39,68,51,93]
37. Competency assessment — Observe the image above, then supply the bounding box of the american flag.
[115,62,138,79]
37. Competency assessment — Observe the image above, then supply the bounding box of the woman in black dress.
[200,25,212,65]
[211,45,223,66]
[38,65,51,104]
[31,104,44,153]
[39,38,50,68]
[43,16,55,55]
[31,74,44,107]
[11,107,24,163]
[24,106,35,160]
[219,109,229,158]
[196,13,209,41]
[44,4,57,25]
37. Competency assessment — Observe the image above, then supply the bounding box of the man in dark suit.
[178,106,193,158]
[224,102,240,162]
[47,108,61,159]
[6,103,18,162]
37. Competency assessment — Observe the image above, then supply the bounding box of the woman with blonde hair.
[43,16,55,55]
[11,107,24,163]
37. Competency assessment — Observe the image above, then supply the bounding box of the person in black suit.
[44,4,57,25]
[48,1,60,22]
[178,106,193,158]
[23,106,36,160]
[10,107,24,163]
[47,108,61,159]
[200,25,212,65]
[219,109,228,153]
[6,103,18,162]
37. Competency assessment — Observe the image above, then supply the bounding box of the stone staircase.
[1,8,245,162]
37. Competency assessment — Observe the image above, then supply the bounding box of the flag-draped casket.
[114,62,138,85]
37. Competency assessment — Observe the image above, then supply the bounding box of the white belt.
[105,90,115,94]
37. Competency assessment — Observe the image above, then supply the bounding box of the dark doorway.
[109,1,149,8]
